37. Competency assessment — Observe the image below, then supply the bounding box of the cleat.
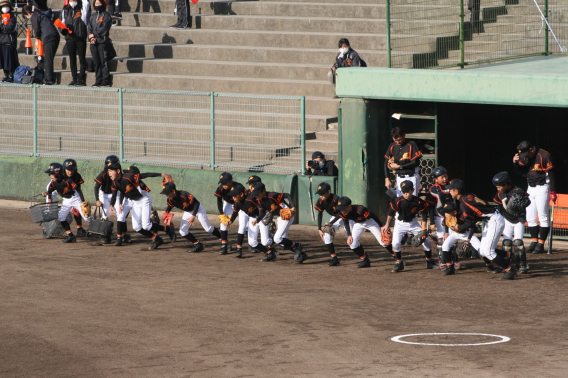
[293,242,303,260]
[167,227,177,243]
[426,259,436,269]
[235,247,243,258]
[219,244,228,255]
[114,237,123,246]
[533,243,545,254]
[527,241,538,253]
[248,245,260,253]
[499,268,517,281]
[123,234,132,243]
[296,252,308,264]
[454,261,464,270]
[357,256,370,268]
[100,236,111,244]
[519,263,529,274]
[149,236,164,250]
[392,261,404,273]
[189,242,204,253]
[486,265,503,274]
[510,251,521,269]
[62,233,76,243]
[328,256,340,266]
[76,228,86,237]
[442,264,455,276]
[261,249,276,262]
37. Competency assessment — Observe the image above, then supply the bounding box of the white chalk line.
[391,333,511,346]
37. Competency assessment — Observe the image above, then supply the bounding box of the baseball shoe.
[76,228,87,237]
[235,247,243,258]
[114,237,123,246]
[486,265,503,274]
[533,243,545,254]
[527,241,538,253]
[454,261,464,270]
[189,242,204,253]
[499,268,517,281]
[519,263,529,274]
[248,245,260,253]
[426,259,436,269]
[442,264,455,276]
[219,244,228,255]
[510,251,521,269]
[123,234,132,244]
[149,236,164,250]
[62,233,77,243]
[261,249,276,262]
[357,255,371,268]
[293,242,303,261]
[392,261,404,273]
[296,252,308,264]
[328,256,340,266]
[100,236,111,244]
[167,227,177,243]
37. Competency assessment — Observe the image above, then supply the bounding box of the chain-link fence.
[388,0,568,69]
[0,84,306,174]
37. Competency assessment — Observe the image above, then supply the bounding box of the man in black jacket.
[24,5,60,85]
[328,38,363,90]
[88,0,112,87]
[305,151,338,176]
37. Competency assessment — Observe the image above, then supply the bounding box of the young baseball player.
[42,162,91,243]
[160,182,222,253]
[384,126,422,196]
[513,141,556,254]
[382,180,432,273]
[448,179,519,280]
[225,183,262,258]
[492,171,531,274]
[330,196,391,268]
[215,172,242,255]
[314,182,353,266]
[250,182,305,263]
[108,161,176,249]
[62,158,88,237]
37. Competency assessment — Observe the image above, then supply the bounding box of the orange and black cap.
[219,172,233,185]
[250,182,266,197]
[400,180,414,193]
[227,183,246,197]
[336,196,352,211]
[160,182,176,195]
[247,175,262,185]
[448,179,465,193]
[315,182,331,195]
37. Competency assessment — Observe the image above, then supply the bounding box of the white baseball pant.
[58,192,92,222]
[349,218,388,249]
[46,180,58,203]
[392,218,431,252]
[526,184,550,227]
[434,215,445,239]
[323,215,354,244]
[479,212,505,260]
[395,172,420,197]
[274,215,294,244]
[117,194,152,232]
[442,228,481,252]
[237,210,250,236]
[179,204,215,236]
[98,190,121,219]
[502,219,524,241]
[219,201,233,231]
[253,217,273,247]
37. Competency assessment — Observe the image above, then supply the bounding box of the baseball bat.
[548,202,554,254]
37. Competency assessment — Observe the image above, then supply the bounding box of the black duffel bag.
[87,207,114,237]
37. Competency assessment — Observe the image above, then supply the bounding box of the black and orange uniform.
[388,195,431,263]
[493,187,528,225]
[315,193,340,256]
[47,177,77,233]
[384,140,422,178]
[65,170,86,231]
[388,196,429,223]
[228,187,258,249]
[257,191,295,219]
[455,194,496,234]
[426,183,452,225]
[214,180,243,245]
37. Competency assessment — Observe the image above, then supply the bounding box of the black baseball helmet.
[492,171,511,186]
[45,162,63,175]
[63,158,78,171]
[104,155,120,168]
[432,166,447,178]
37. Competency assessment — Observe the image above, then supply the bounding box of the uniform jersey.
[94,170,114,194]
[48,177,77,199]
[493,187,528,224]
[166,190,200,215]
[388,195,429,222]
[111,172,144,205]
[230,196,259,222]
[214,182,243,204]
[426,183,452,218]
[257,191,295,216]
[334,204,382,235]
[384,140,422,176]
[516,148,553,187]
[315,193,340,229]
[68,171,84,188]
[457,193,496,233]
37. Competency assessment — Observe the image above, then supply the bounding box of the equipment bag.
[14,65,31,84]
[87,206,114,236]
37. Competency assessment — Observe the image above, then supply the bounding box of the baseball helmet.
[492,171,511,186]
[45,162,63,175]
[104,155,120,167]
[63,158,78,171]
[432,166,447,178]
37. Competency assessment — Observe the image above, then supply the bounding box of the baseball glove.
[411,229,429,247]
[150,210,160,224]
[457,241,479,259]
[261,212,273,226]
[381,229,393,245]
[71,207,80,217]
[445,214,458,228]
[218,214,231,226]
[162,174,174,185]
[321,222,335,237]
[81,201,91,217]
[280,208,295,221]
[162,212,174,226]
[506,189,530,216]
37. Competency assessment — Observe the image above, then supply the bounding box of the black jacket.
[333,48,363,69]
[305,160,338,176]
[31,11,60,44]
[60,5,89,41]
[0,11,17,47]
[87,11,111,44]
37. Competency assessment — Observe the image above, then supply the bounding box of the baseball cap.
[247,175,262,185]
[448,179,465,192]
[516,141,533,159]
[439,200,458,214]
[106,161,121,170]
[336,196,352,211]
[250,182,266,197]
[315,182,331,195]
[160,182,176,195]
[400,180,414,193]
[227,183,246,197]
[312,151,324,160]
[125,166,140,175]
[218,172,233,185]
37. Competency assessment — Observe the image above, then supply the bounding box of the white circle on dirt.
[391,333,510,346]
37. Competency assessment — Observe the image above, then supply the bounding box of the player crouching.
[224,183,261,258]
[160,182,223,252]
[42,163,92,243]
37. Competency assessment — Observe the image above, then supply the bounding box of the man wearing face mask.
[328,38,364,92]
[0,0,19,83]
[88,0,112,87]
[305,151,338,176]
[59,0,90,86]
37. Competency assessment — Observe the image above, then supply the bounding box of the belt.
[528,183,548,188]
[397,174,413,178]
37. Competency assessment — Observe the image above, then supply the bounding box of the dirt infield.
[2,203,568,377]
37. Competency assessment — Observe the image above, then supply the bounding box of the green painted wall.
[296,175,338,226]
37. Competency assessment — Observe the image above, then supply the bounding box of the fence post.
[119,89,124,162]
[337,107,342,197]
[301,96,306,175]
[211,92,216,171]
[386,0,391,68]
[32,84,37,157]
[459,0,465,68]
[544,0,549,55]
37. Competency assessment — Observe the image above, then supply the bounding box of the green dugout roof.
[336,56,568,108]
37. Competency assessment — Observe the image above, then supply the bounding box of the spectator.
[88,0,112,87]
[107,0,123,25]
[59,0,90,86]
[23,4,60,85]
[170,0,191,30]
[0,0,19,82]
[328,38,364,92]
[305,151,338,176]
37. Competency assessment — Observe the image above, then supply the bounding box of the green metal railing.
[0,83,306,175]
[387,0,568,69]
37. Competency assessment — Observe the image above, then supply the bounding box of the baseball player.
[42,162,91,243]
[215,172,243,255]
[250,182,306,263]
[492,171,531,274]
[384,126,422,196]
[330,196,391,268]
[62,158,87,237]
[382,180,432,273]
[314,182,353,266]
[513,141,556,254]
[448,179,519,280]
[108,161,176,249]
[160,182,222,253]
[225,183,263,258]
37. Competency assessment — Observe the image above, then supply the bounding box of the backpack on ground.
[13,65,31,84]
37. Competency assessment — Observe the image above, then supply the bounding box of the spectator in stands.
[328,38,364,92]
[170,0,191,30]
[0,0,19,83]
[59,0,90,86]
[23,4,60,85]
[305,151,338,176]
[107,0,123,25]
[88,0,112,87]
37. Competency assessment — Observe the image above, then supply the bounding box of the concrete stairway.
[17,0,390,166]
